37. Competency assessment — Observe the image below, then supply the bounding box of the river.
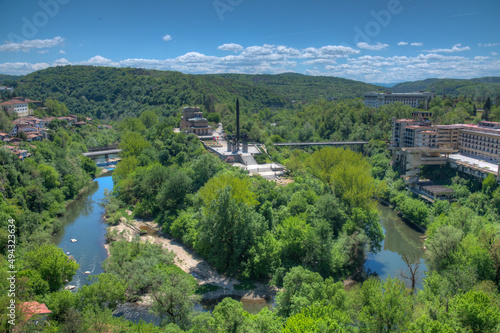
[365,203,427,290]
[53,176,426,323]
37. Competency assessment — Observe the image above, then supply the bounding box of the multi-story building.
[0,97,41,117]
[180,107,212,136]
[391,114,500,183]
[364,92,435,110]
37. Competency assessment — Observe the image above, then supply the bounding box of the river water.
[365,203,427,289]
[52,175,112,288]
[53,176,427,322]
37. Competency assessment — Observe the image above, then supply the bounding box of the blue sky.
[0,0,499,83]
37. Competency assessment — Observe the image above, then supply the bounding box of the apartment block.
[365,92,434,110]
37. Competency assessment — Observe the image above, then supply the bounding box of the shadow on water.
[364,203,427,290]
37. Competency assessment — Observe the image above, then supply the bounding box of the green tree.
[39,164,60,189]
[140,110,159,128]
[150,265,200,329]
[450,290,500,333]
[80,155,97,178]
[77,273,127,311]
[356,277,412,333]
[275,266,325,317]
[195,186,264,275]
[24,244,79,292]
[120,131,150,157]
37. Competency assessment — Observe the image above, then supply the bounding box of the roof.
[0,100,27,106]
[19,302,52,320]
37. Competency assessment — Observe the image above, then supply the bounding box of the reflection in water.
[365,204,427,289]
[52,175,113,289]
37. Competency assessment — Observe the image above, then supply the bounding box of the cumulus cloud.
[424,43,470,53]
[0,36,64,52]
[1,42,498,82]
[356,42,389,50]
[397,42,408,46]
[217,43,243,52]
[411,42,423,46]
[162,34,172,42]
[492,52,498,56]
[302,45,359,58]
[0,62,50,75]
[59,50,66,54]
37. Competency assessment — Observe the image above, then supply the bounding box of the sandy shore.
[105,214,277,303]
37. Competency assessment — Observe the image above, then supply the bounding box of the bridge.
[273,141,369,147]
[82,149,122,157]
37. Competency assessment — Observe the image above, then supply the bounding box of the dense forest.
[391,77,500,98]
[3,66,382,121]
[209,73,382,102]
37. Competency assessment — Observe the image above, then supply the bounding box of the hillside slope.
[12,66,383,119]
[210,72,382,101]
[391,77,500,97]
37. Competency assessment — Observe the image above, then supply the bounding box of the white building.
[364,92,434,110]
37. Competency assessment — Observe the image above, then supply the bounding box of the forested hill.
[11,66,383,119]
[13,66,290,119]
[210,72,382,101]
[0,74,21,85]
[391,77,500,97]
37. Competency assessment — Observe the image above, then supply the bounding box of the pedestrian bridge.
[82,149,122,157]
[273,141,368,147]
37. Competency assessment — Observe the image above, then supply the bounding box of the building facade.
[0,97,41,117]
[180,107,212,136]
[365,92,435,110]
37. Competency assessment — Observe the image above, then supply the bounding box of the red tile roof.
[19,302,52,320]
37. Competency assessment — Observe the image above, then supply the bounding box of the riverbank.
[104,215,278,304]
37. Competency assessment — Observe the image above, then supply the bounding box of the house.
[0,97,42,117]
[18,301,52,327]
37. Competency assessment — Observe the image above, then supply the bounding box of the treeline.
[210,72,381,102]
[392,77,500,99]
[11,66,289,120]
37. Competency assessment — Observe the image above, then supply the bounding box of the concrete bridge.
[273,141,369,147]
[82,149,122,157]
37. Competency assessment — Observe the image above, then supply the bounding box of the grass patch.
[234,281,255,291]
[196,284,222,294]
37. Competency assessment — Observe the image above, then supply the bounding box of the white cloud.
[302,45,359,58]
[37,50,49,54]
[424,43,470,53]
[217,43,244,52]
[411,42,423,46]
[479,42,499,47]
[0,36,64,52]
[1,43,498,82]
[491,52,498,56]
[0,62,50,75]
[162,34,172,42]
[356,42,389,50]
[59,50,66,54]
[397,42,408,46]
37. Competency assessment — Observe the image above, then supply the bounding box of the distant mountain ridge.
[391,77,500,97]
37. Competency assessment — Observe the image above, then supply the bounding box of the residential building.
[180,106,212,136]
[391,114,500,183]
[365,91,434,110]
[0,97,41,117]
